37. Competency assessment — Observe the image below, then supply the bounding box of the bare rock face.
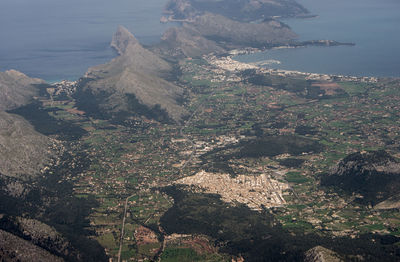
[80,26,187,122]
[0,229,64,262]
[0,70,43,111]
[304,246,344,262]
[0,111,53,178]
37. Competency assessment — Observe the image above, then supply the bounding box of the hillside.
[156,12,297,58]
[321,150,400,205]
[0,111,53,179]
[0,229,63,262]
[0,70,53,178]
[0,70,43,111]
[156,26,226,58]
[163,0,308,22]
[77,26,187,122]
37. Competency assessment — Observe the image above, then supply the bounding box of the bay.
[0,0,172,82]
[235,0,400,77]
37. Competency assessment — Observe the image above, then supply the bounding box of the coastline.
[208,52,379,83]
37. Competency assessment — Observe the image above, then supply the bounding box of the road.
[117,90,213,262]
[117,194,136,262]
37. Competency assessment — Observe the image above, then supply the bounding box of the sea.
[235,0,400,78]
[0,0,173,82]
[1,0,399,81]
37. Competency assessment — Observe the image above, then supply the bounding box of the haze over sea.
[236,0,400,77]
[0,0,170,82]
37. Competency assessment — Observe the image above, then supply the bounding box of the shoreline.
[207,53,379,83]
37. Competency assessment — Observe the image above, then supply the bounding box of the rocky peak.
[111,25,139,55]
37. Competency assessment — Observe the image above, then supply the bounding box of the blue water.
[0,0,173,82]
[236,0,400,77]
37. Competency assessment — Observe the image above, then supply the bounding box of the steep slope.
[156,12,297,58]
[0,70,43,111]
[187,13,297,47]
[0,229,64,262]
[156,26,226,58]
[321,150,400,205]
[78,26,187,122]
[0,216,78,259]
[0,70,53,178]
[0,111,53,178]
[87,26,172,77]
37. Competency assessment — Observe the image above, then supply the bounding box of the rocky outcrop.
[322,150,400,205]
[304,246,343,262]
[78,26,187,122]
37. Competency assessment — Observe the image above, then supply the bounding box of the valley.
[0,0,399,261]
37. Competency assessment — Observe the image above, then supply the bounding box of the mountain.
[321,150,400,206]
[163,0,308,22]
[0,70,53,179]
[0,215,78,259]
[156,12,297,58]
[0,111,54,179]
[76,26,187,122]
[186,12,297,47]
[155,26,226,58]
[0,70,43,111]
